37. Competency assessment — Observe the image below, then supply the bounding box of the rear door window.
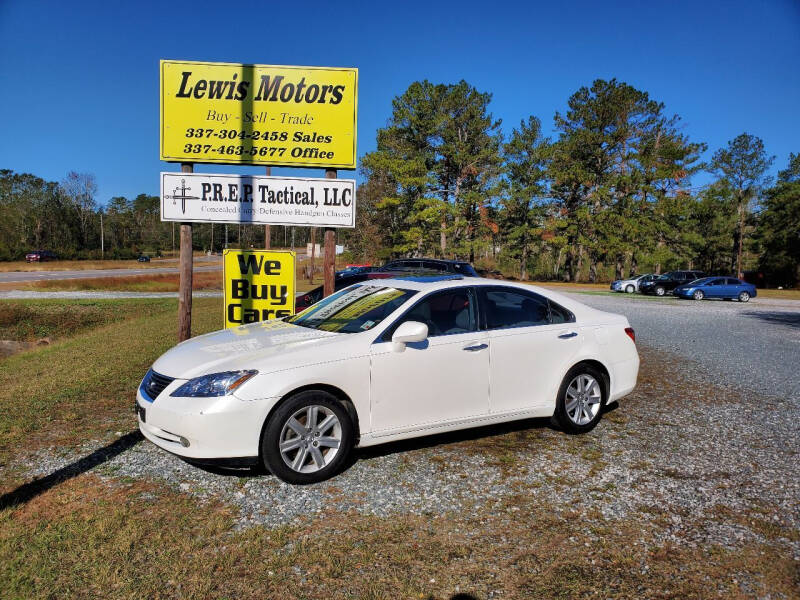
[481,287,551,330]
[422,260,445,271]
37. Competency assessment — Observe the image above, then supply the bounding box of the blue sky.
[1,0,798,204]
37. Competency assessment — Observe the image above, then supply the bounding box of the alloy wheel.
[739,291,750,302]
[279,405,342,473]
[565,374,602,426]
[693,290,704,300]
[655,287,665,296]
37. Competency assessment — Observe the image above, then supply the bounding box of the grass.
[1,471,797,600]
[0,297,223,463]
[8,270,320,293]
[16,271,223,292]
[0,299,174,342]
[0,259,184,272]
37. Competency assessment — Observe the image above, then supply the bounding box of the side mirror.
[391,320,428,352]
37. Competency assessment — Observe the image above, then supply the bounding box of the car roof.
[387,258,471,265]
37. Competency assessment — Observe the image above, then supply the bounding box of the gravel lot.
[15,292,800,569]
[568,292,800,399]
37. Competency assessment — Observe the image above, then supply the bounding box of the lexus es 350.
[137,277,639,484]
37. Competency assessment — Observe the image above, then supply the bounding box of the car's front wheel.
[738,291,750,302]
[553,365,607,434]
[625,284,635,293]
[693,290,704,300]
[655,286,666,296]
[262,390,354,484]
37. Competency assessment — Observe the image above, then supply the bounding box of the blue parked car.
[674,277,757,302]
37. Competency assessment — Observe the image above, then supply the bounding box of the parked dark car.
[137,255,151,262]
[639,270,706,296]
[336,265,375,278]
[673,277,757,302]
[25,250,58,262]
[296,271,410,311]
[377,258,479,277]
[299,259,479,311]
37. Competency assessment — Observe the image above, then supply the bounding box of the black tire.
[553,364,607,434]
[261,390,354,484]
[738,291,750,303]
[654,286,666,296]
[625,284,635,293]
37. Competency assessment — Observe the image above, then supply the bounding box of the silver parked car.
[610,273,656,294]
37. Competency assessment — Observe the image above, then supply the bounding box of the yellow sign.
[223,250,295,328]
[160,60,358,169]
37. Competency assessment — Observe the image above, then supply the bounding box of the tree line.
[0,170,320,261]
[1,77,798,285]
[353,78,799,286]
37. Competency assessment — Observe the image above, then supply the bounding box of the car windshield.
[287,284,416,333]
[690,277,714,285]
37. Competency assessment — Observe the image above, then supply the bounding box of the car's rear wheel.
[655,286,666,296]
[262,390,353,484]
[693,290,704,300]
[553,365,606,434]
[625,284,635,293]
[738,291,750,302]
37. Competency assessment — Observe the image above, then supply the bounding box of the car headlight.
[170,370,258,397]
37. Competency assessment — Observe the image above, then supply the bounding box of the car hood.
[151,319,349,380]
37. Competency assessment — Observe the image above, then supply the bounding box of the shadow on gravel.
[0,430,142,510]
[743,310,800,329]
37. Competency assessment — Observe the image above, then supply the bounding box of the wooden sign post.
[264,166,271,249]
[178,162,194,341]
[324,168,337,298]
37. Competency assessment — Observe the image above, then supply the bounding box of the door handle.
[463,343,488,351]
[558,331,578,339]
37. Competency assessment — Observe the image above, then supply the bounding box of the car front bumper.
[136,387,275,461]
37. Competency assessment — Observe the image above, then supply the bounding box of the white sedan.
[137,277,639,484]
[610,273,656,293]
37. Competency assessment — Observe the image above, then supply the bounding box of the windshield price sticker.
[223,250,295,328]
[161,60,357,168]
[317,289,406,331]
[298,285,380,323]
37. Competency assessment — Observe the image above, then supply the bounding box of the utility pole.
[323,168,337,297]
[177,163,193,342]
[100,211,104,259]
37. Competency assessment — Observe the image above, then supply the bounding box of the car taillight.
[624,327,635,343]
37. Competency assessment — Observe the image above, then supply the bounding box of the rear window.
[549,300,576,324]
[453,262,479,276]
